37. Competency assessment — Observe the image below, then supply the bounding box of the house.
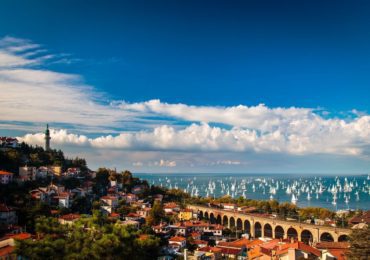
[56,192,72,208]
[64,167,81,177]
[58,214,81,225]
[153,223,171,235]
[137,207,151,218]
[170,223,188,236]
[315,242,350,260]
[124,193,138,203]
[221,203,236,211]
[178,209,193,221]
[125,212,141,221]
[0,171,13,184]
[348,210,370,225]
[0,204,17,225]
[0,137,18,148]
[193,240,208,249]
[0,233,31,259]
[195,246,223,260]
[164,202,180,213]
[100,196,118,213]
[168,236,186,250]
[19,166,36,181]
[36,166,49,178]
[275,242,321,259]
[117,220,140,229]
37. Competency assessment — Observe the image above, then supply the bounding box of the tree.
[146,201,165,226]
[347,227,370,259]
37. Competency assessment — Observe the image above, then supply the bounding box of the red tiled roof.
[59,213,80,221]
[101,196,117,200]
[0,246,14,257]
[198,246,222,253]
[5,233,31,240]
[328,249,348,260]
[169,236,186,242]
[0,170,13,175]
[315,242,350,249]
[276,241,321,257]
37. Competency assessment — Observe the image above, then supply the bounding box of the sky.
[0,0,369,173]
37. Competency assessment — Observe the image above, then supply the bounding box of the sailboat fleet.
[149,174,370,210]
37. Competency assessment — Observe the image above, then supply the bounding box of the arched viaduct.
[188,205,351,243]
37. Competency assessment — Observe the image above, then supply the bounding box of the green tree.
[347,227,370,259]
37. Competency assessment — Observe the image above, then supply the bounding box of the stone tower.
[45,124,51,151]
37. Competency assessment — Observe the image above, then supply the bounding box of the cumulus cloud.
[2,36,370,163]
[17,118,370,157]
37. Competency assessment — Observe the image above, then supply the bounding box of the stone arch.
[287,227,298,240]
[223,215,228,227]
[216,215,222,225]
[198,210,203,219]
[204,211,209,220]
[230,217,236,228]
[254,222,262,238]
[338,234,349,242]
[264,223,273,238]
[301,230,313,244]
[244,220,251,234]
[275,225,285,239]
[210,213,216,224]
[320,232,334,242]
[236,218,243,231]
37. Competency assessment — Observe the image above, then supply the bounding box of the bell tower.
[45,124,51,151]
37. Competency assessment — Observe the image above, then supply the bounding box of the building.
[0,137,19,148]
[0,233,31,259]
[0,171,13,184]
[45,124,51,151]
[168,236,186,250]
[58,214,81,225]
[0,204,17,225]
[100,196,119,213]
[19,166,36,181]
[178,209,193,221]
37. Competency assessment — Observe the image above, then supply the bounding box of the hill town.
[0,126,369,259]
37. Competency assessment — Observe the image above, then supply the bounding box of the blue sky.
[0,1,369,173]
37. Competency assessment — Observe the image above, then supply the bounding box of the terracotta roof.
[0,170,13,175]
[193,240,208,245]
[126,212,140,218]
[169,236,186,242]
[276,241,321,257]
[327,249,348,260]
[315,242,350,249]
[219,247,242,255]
[5,233,31,240]
[59,213,80,221]
[248,246,263,259]
[0,246,14,257]
[101,195,117,200]
[198,246,222,253]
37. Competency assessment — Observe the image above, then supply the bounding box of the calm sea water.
[137,173,370,210]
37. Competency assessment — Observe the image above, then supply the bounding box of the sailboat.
[291,194,298,205]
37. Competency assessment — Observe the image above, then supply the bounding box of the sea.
[137,173,370,211]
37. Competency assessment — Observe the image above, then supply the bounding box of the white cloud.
[2,36,370,164]
[154,159,177,167]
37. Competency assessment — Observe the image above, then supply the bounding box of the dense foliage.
[347,226,370,259]
[15,213,161,260]
[0,143,88,173]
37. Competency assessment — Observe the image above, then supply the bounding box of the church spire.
[45,124,51,151]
